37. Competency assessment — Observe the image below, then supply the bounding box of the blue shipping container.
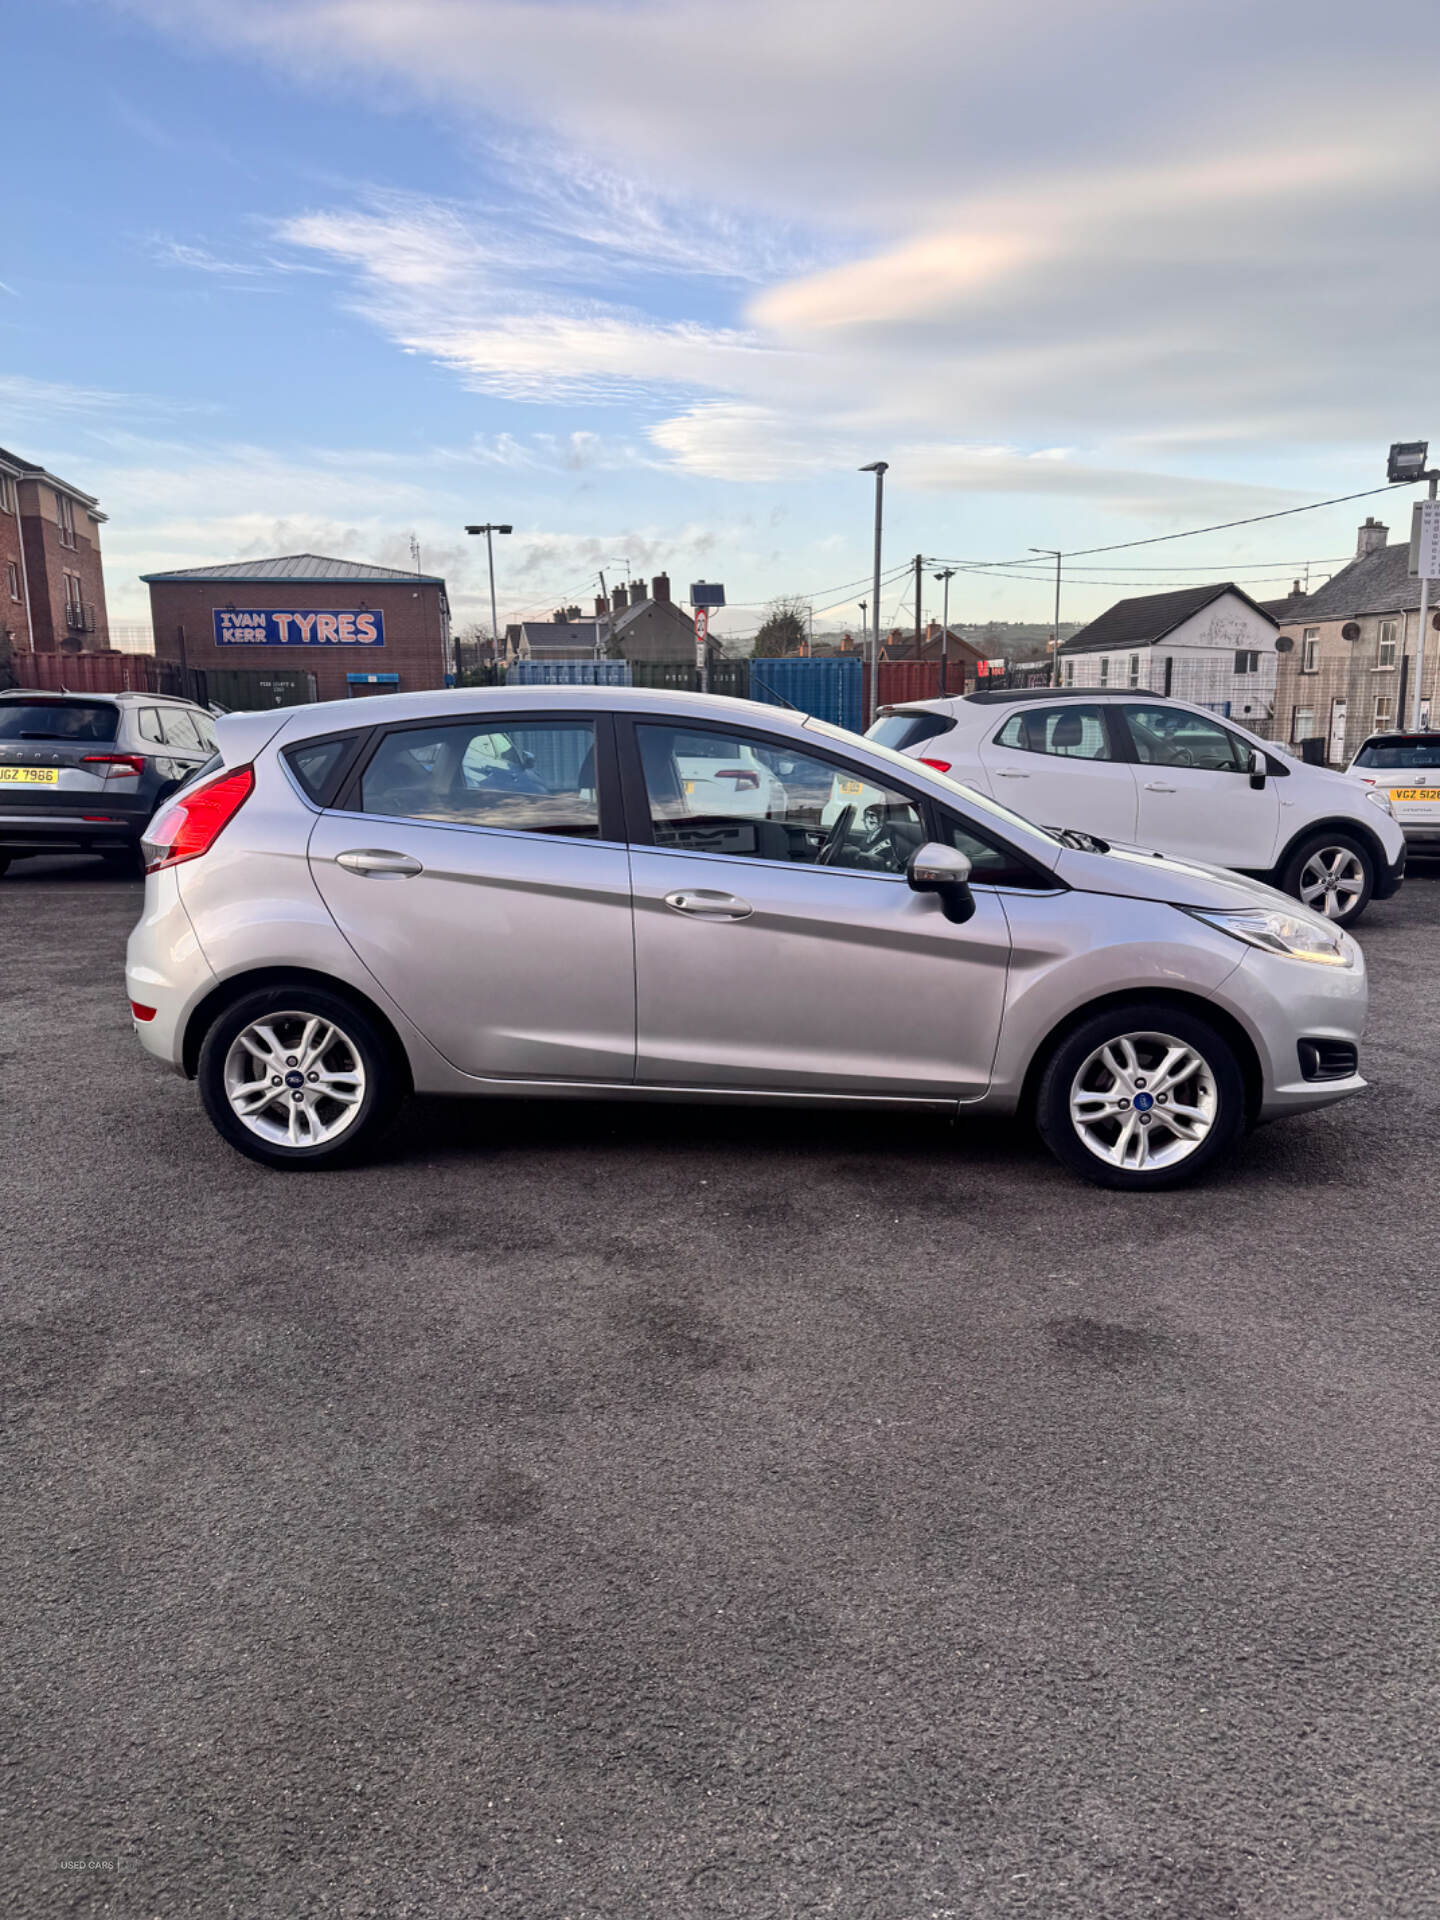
[748,657,863,733]
[506,660,631,687]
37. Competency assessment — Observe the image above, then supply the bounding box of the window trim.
[331,708,624,845]
[617,711,1062,892]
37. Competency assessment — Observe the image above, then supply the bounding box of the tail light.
[716,768,760,790]
[143,765,254,872]
[82,753,147,778]
[919,757,952,773]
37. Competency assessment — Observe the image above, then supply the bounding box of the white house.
[1056,583,1280,732]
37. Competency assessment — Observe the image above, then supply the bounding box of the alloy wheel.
[1069,1030,1218,1173]
[1298,846,1366,919]
[222,1010,367,1149]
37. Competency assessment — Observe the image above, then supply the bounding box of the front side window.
[1301,629,1319,673]
[1377,619,1399,669]
[636,722,924,874]
[360,720,599,837]
[994,705,1112,761]
[1123,705,1253,773]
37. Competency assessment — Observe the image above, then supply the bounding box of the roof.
[139,552,445,585]
[1274,542,1427,623]
[0,442,103,513]
[515,620,602,651]
[612,597,691,634]
[1060,582,1276,655]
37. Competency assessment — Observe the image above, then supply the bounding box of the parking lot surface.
[6,854,1440,1919]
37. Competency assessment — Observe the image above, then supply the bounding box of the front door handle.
[336,848,424,877]
[663,889,753,920]
[1143,781,1178,793]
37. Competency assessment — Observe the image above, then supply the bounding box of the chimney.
[652,573,671,603]
[612,583,629,611]
[630,577,648,603]
[594,594,608,617]
[565,604,581,622]
[1356,516,1388,559]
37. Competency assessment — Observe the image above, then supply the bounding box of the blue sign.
[212,608,385,647]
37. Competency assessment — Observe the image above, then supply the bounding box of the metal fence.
[506,660,631,686]
[749,656,863,731]
[5,652,317,710]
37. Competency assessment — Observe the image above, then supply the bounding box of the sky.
[5,0,1439,641]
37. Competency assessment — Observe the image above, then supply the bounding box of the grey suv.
[0,690,216,875]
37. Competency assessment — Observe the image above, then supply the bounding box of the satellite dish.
[1274,634,1294,653]
[1342,622,1362,642]
[1432,611,1440,631]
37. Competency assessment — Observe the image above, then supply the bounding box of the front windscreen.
[0,700,119,742]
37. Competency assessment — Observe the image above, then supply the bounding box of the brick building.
[142,553,452,704]
[0,443,110,657]
[503,573,709,666]
[1268,517,1440,763]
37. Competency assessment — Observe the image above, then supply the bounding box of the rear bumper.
[0,801,151,854]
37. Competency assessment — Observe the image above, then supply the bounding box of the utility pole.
[859,600,867,661]
[597,570,608,662]
[913,554,924,659]
[1031,548,1063,686]
[1414,470,1438,730]
[859,462,888,726]
[933,568,956,696]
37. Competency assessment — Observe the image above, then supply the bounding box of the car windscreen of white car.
[807,715,1064,850]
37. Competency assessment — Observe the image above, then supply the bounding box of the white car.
[670,732,786,820]
[1346,731,1440,854]
[868,690,1406,927]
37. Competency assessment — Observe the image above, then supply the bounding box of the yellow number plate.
[0,767,59,785]
[682,780,695,794]
[837,779,866,794]
[1390,788,1439,802]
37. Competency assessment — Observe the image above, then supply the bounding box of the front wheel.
[1278,831,1374,927]
[197,987,404,1169]
[1036,1001,1247,1190]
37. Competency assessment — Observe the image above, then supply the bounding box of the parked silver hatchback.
[126,687,1368,1189]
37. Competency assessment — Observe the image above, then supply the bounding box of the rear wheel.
[1036,1001,1247,1190]
[1278,830,1374,927]
[197,986,404,1170]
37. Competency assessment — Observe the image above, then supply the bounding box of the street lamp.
[1031,548,1063,686]
[859,462,888,723]
[464,522,513,675]
[932,568,956,695]
[1388,441,1429,484]
[1388,443,1439,727]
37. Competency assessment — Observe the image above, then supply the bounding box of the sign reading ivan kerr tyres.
[212,609,385,647]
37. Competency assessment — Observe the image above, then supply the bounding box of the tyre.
[1035,1000,1247,1191]
[0,854,10,879]
[1278,830,1374,927]
[197,985,405,1170]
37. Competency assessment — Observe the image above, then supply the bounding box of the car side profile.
[127,687,1369,1190]
[0,689,217,875]
[869,689,1406,926]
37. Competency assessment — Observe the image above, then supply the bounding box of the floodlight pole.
[1413,471,1438,730]
[465,522,513,676]
[933,568,956,695]
[1031,548,1063,685]
[860,462,888,724]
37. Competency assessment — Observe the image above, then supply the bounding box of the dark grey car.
[0,690,216,875]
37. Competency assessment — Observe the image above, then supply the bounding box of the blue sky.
[6,0,1439,640]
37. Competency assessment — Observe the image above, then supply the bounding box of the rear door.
[977,702,1139,842]
[307,710,636,1081]
[1119,704,1280,869]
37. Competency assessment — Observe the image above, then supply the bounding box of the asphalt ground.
[5,852,1440,1920]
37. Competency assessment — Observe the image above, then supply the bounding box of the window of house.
[1233,649,1260,675]
[1377,619,1399,669]
[1098,657,1110,687]
[1301,629,1319,673]
[1373,695,1395,732]
[0,473,14,514]
[1062,659,1075,687]
[6,561,18,601]
[55,491,76,548]
[1128,653,1141,687]
[361,720,600,837]
[1291,706,1316,743]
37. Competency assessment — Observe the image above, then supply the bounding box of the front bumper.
[1219,940,1368,1121]
[1399,823,1440,849]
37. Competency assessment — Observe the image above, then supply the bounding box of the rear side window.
[0,700,118,742]
[138,708,167,744]
[358,720,600,837]
[160,708,204,750]
[285,734,362,805]
[867,711,951,752]
[1353,737,1440,770]
[995,705,1111,760]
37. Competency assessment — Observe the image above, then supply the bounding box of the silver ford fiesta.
[125,686,1368,1189]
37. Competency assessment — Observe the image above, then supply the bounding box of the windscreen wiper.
[1048,826,1111,853]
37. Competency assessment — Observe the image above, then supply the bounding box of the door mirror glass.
[907,841,976,923]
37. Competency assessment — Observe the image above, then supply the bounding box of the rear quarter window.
[867,711,951,752]
[284,734,364,805]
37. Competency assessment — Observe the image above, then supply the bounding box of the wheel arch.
[181,965,414,1089]
[1017,987,1264,1128]
[1272,814,1387,885]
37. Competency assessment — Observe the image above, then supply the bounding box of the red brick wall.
[0,484,30,653]
[147,578,452,703]
[16,478,109,652]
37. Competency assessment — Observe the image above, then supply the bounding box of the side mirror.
[907,841,976,924]
[1249,749,1269,791]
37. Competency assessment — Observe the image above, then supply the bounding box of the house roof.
[1060,582,1276,655]
[0,442,103,514]
[1273,542,1426,623]
[515,620,602,651]
[140,552,445,585]
[612,596,691,633]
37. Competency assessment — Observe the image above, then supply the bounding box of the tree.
[750,596,809,657]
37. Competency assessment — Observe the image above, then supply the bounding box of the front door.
[1118,704,1280,869]
[308,712,635,1081]
[624,718,1013,1099]
[977,702,1139,842]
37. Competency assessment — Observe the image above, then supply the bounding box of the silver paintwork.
[125,686,1369,1147]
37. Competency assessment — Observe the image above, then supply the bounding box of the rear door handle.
[336,848,424,877]
[993,768,1030,778]
[663,889,753,920]
[1144,782,1177,793]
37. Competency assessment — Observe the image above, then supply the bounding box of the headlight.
[1186,906,1356,966]
[1364,788,1394,816]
